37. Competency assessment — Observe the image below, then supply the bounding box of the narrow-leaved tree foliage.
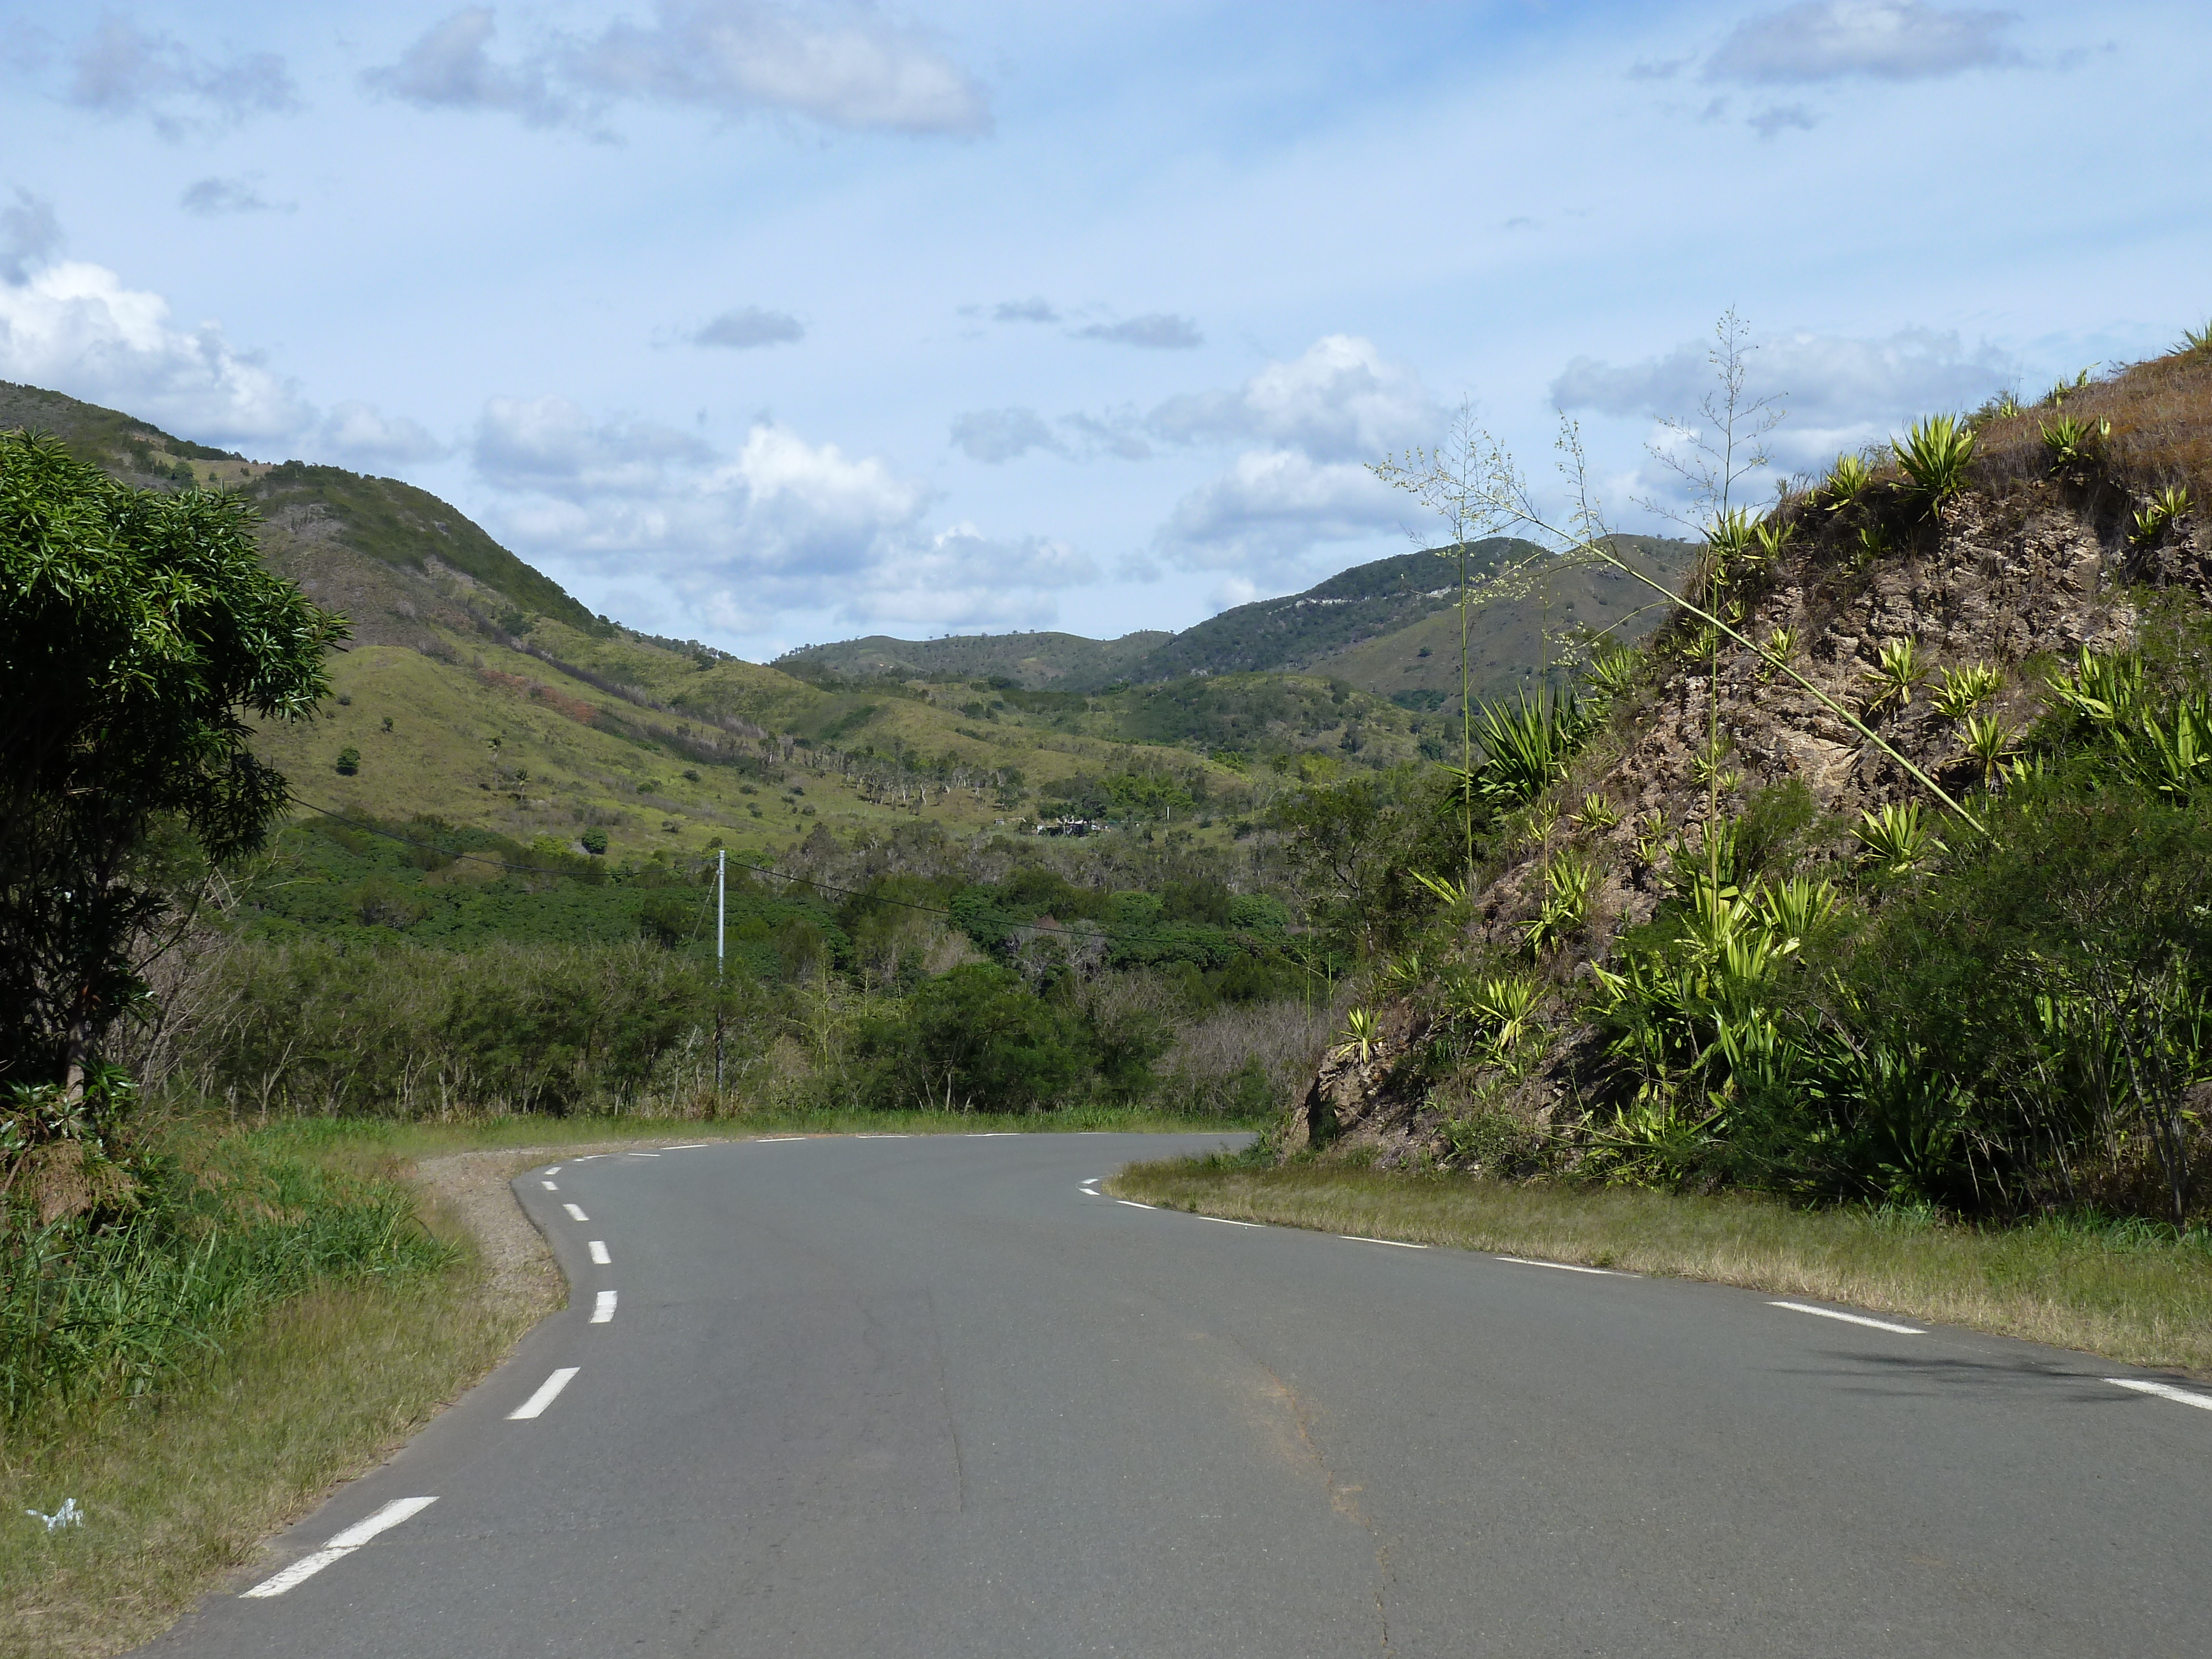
[0,430,345,1099]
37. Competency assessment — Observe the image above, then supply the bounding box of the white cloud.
[474,403,1087,633]
[1156,449,1401,572]
[950,406,1062,463]
[992,296,1058,324]
[1075,312,1202,349]
[180,175,288,216]
[1748,102,1819,137]
[1553,324,2023,469]
[691,305,804,349]
[473,394,714,498]
[316,401,448,467]
[367,1,990,138]
[362,7,572,127]
[1149,334,1439,462]
[67,15,299,137]
[0,259,310,443]
[1705,3,2022,85]
[0,189,61,285]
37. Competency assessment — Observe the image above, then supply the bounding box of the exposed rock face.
[1293,474,2209,1163]
[1283,1001,1433,1162]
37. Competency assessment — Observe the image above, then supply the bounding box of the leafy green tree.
[1,431,343,1099]
[858,963,1090,1112]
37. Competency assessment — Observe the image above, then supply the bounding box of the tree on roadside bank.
[1,430,343,1197]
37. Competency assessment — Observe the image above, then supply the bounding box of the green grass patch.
[1108,1157,2212,1376]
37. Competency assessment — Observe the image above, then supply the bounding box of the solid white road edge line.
[1495,1255,1625,1276]
[562,1203,589,1222]
[1770,1301,1924,1334]
[2106,1376,2212,1411]
[509,1368,580,1420]
[240,1496,439,1598]
[588,1240,611,1265]
[1341,1235,1428,1249]
[592,1291,617,1323]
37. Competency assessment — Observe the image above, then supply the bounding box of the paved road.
[140,1133,2212,1657]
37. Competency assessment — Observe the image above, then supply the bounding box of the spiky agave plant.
[1824,451,1875,511]
[1462,972,1543,1052]
[1332,1006,1381,1065]
[2044,367,2094,407]
[1893,415,1976,515]
[1755,875,1841,956]
[1471,690,1589,808]
[2044,646,2147,727]
[2180,321,2212,358]
[1574,791,1622,832]
[1582,645,1643,701]
[2132,486,2193,546]
[1524,849,1600,953]
[1959,712,2017,785]
[1853,801,1943,875]
[1932,662,2002,718]
[1861,638,1927,713]
[1756,626,1797,684]
[1631,808,1670,868]
[2041,414,2110,470]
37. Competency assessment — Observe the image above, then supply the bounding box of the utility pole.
[714,848,726,1100]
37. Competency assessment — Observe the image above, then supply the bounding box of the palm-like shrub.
[1524,850,1600,953]
[2041,414,2109,470]
[1959,713,2017,784]
[1470,691,1594,808]
[1574,791,1622,832]
[1582,645,1643,701]
[1332,1006,1381,1064]
[2180,321,2212,357]
[2131,486,2193,546]
[1861,638,1927,713]
[1932,662,2002,718]
[1823,452,1875,511]
[1893,415,1976,513]
[1853,801,1943,874]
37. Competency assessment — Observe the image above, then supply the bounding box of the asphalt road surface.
[139,1132,2212,1657]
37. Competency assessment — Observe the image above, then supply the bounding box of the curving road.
[140,1132,2212,1657]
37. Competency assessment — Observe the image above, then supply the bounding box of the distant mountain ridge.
[780,534,1697,701]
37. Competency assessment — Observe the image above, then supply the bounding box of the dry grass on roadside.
[0,1247,533,1659]
[1110,1159,2212,1378]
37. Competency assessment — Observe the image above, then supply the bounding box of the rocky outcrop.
[1291,457,2210,1164]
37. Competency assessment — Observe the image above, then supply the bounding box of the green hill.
[779,629,1169,688]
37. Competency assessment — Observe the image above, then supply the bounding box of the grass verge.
[1109,1157,2212,1378]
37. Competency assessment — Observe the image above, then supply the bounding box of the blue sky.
[3,1,2206,660]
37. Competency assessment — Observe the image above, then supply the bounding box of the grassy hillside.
[778,629,1169,688]
[1,379,1647,881]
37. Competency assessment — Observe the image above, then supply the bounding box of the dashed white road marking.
[1201,1215,1262,1228]
[1496,1255,1626,1276]
[854,1133,910,1139]
[625,1151,660,1158]
[541,1181,557,1191]
[592,1291,617,1323]
[562,1203,589,1222]
[758,1136,805,1143]
[1340,1235,1428,1249]
[545,1165,561,1173]
[509,1368,580,1420]
[664,1142,708,1150]
[241,1496,439,1598]
[1770,1301,1923,1335]
[588,1240,611,1265]
[2106,1377,2212,1411]
[1118,1199,1156,1210]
